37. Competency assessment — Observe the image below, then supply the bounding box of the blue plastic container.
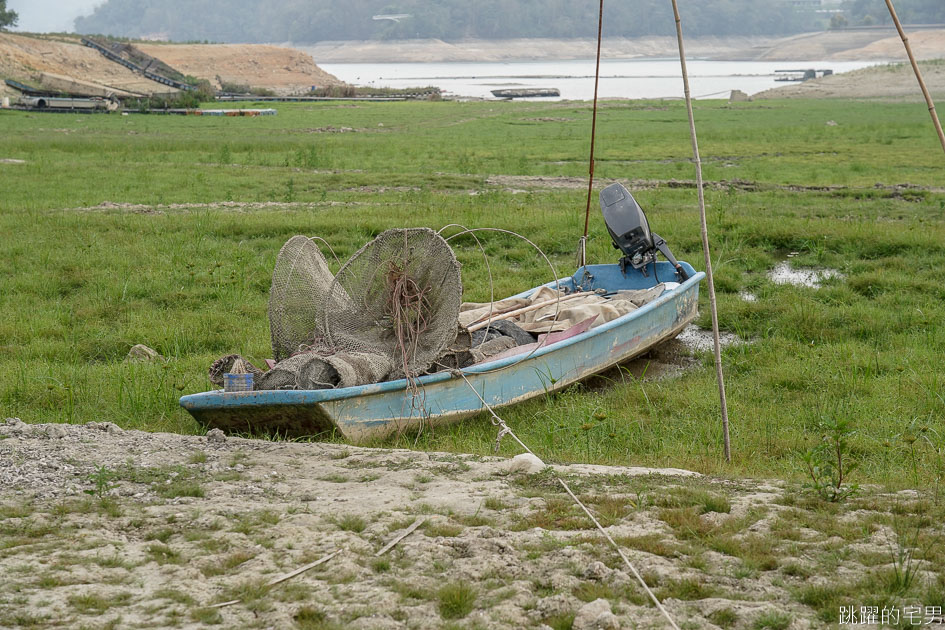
[223,373,254,393]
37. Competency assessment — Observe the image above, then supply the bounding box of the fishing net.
[268,235,338,363]
[323,228,462,380]
[261,228,462,389]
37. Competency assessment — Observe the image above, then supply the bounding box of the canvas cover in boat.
[459,284,669,334]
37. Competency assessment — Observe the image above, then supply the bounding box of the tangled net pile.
[217,228,463,391]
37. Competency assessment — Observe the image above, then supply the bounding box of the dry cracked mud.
[2,419,942,629]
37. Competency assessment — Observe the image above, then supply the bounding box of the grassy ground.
[0,97,943,489]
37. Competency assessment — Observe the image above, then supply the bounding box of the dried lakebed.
[1,419,941,629]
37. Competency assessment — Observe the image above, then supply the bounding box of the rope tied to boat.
[453,370,681,630]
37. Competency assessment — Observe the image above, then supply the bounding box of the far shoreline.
[289,30,943,64]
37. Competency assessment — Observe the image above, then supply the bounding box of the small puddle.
[677,324,743,353]
[768,261,842,289]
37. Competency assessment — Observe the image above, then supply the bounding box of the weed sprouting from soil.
[802,416,859,502]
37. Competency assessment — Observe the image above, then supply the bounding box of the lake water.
[319,59,884,100]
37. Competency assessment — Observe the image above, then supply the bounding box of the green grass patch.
[424,521,464,537]
[68,591,131,613]
[331,514,366,533]
[293,605,342,629]
[753,611,792,630]
[145,542,182,565]
[200,549,256,577]
[656,577,716,600]
[437,582,477,619]
[0,99,944,490]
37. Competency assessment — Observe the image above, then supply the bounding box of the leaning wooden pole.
[670,0,731,462]
[883,0,945,157]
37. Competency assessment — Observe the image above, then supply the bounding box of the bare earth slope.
[834,29,945,61]
[760,29,945,62]
[0,34,344,100]
[136,43,344,94]
[0,33,174,98]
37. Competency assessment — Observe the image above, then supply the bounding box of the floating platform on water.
[774,69,833,82]
[491,88,560,99]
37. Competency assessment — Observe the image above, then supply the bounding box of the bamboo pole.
[579,0,605,268]
[670,0,731,462]
[883,0,945,157]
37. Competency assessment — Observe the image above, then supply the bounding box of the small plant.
[708,608,738,628]
[885,499,940,596]
[437,582,476,619]
[85,465,117,499]
[753,610,791,630]
[190,607,223,625]
[146,542,182,565]
[801,416,859,502]
[544,612,576,630]
[484,497,507,511]
[332,514,366,533]
[293,606,329,629]
[371,557,390,573]
[895,418,937,486]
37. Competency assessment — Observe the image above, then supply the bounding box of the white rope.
[555,478,681,629]
[439,226,567,374]
[455,371,680,629]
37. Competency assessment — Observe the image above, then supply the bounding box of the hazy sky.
[9,0,103,33]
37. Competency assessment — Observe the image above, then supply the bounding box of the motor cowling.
[600,182,689,281]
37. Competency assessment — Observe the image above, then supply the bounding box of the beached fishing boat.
[179,183,704,443]
[181,262,701,443]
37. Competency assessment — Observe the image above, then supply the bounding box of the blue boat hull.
[180,262,703,443]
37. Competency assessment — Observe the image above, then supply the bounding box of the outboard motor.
[600,182,689,282]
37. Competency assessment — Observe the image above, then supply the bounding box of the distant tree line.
[836,0,945,27]
[0,0,18,30]
[75,0,831,43]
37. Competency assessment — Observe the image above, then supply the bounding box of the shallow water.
[320,58,883,100]
[768,261,843,288]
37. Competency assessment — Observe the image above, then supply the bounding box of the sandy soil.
[0,33,175,98]
[136,43,344,95]
[2,417,938,629]
[0,418,836,629]
[833,30,945,61]
[754,59,945,100]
